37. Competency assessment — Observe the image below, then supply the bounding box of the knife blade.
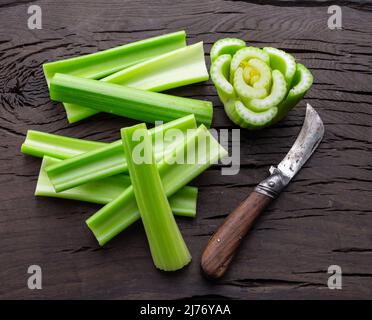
[201,104,324,279]
[255,103,325,198]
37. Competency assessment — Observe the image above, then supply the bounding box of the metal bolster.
[254,167,290,198]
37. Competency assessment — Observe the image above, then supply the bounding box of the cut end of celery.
[85,186,139,247]
[64,103,99,123]
[85,222,110,247]
[85,222,106,247]
[158,255,192,272]
[42,64,52,87]
[35,156,56,196]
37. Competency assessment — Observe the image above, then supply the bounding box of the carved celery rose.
[210,38,313,129]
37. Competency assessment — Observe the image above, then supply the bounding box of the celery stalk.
[49,73,213,127]
[43,31,186,85]
[121,123,191,271]
[21,130,106,159]
[86,125,227,246]
[36,156,197,217]
[64,42,210,123]
[45,115,197,192]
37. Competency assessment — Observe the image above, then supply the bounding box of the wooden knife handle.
[201,191,272,279]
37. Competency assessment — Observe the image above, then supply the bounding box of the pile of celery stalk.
[21,31,312,271]
[21,31,226,271]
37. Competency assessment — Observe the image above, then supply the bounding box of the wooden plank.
[0,0,371,299]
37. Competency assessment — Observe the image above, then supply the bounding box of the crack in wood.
[333,248,372,253]
[222,277,324,289]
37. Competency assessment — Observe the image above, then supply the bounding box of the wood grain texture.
[0,0,371,299]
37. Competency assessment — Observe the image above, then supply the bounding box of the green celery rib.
[21,130,106,159]
[64,42,209,123]
[36,156,197,218]
[43,31,186,85]
[103,42,208,90]
[86,124,227,246]
[273,63,314,124]
[46,115,197,192]
[121,123,191,271]
[49,73,213,127]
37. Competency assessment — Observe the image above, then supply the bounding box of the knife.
[201,104,325,279]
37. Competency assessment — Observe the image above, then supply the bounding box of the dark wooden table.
[1,0,371,299]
